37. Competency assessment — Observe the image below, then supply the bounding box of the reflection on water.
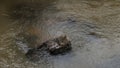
[1,0,120,68]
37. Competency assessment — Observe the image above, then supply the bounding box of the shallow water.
[1,0,120,68]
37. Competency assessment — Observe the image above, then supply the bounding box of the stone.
[44,35,72,55]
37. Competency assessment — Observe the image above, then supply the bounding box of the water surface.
[1,0,120,68]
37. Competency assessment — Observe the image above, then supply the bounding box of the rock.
[44,35,72,55]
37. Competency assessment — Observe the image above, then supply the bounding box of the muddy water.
[1,0,120,68]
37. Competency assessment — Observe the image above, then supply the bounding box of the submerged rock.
[26,35,72,57]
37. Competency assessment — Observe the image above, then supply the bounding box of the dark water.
[1,0,120,68]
